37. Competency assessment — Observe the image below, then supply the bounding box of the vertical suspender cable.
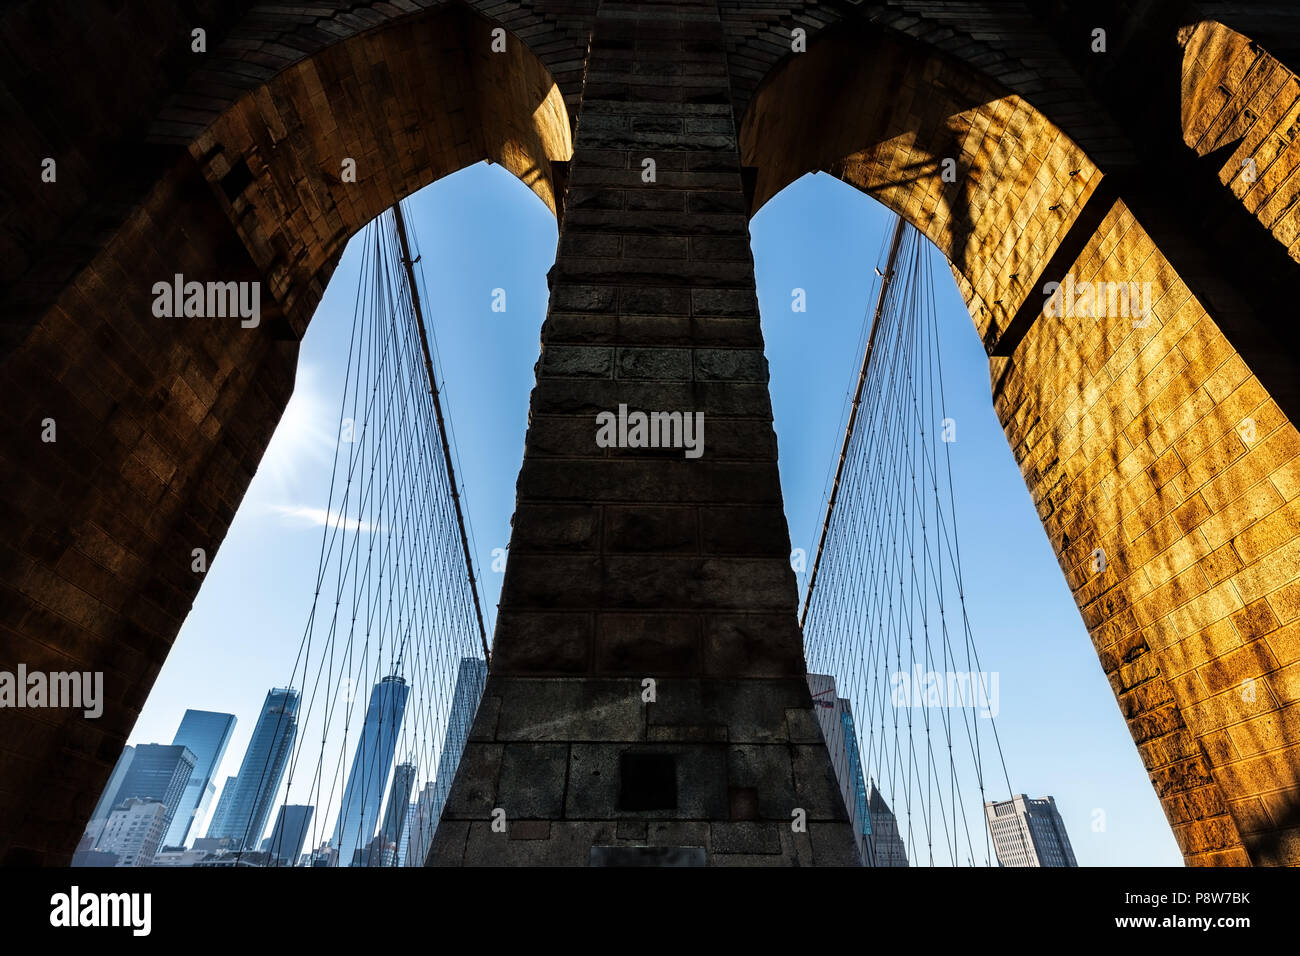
[391,200,491,663]
[801,213,907,629]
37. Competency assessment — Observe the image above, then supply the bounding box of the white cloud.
[257,362,342,495]
[271,505,380,534]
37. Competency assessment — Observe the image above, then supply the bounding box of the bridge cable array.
[238,200,490,866]
[801,215,1030,866]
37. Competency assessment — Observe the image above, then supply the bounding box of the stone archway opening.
[0,2,571,865]
[749,164,1193,865]
[737,17,1300,866]
[114,155,562,864]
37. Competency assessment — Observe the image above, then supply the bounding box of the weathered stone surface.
[597,613,700,674]
[647,679,807,743]
[498,743,569,818]
[489,612,592,675]
[540,345,615,378]
[442,743,503,818]
[605,506,698,553]
[614,347,694,380]
[510,504,601,551]
[493,678,646,742]
[590,845,706,865]
[468,694,502,743]
[809,822,864,866]
[726,744,798,819]
[459,821,618,866]
[711,821,781,854]
[792,744,852,821]
[702,613,805,677]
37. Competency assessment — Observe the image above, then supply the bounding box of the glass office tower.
[332,674,410,866]
[84,744,135,844]
[806,673,870,865]
[267,804,315,866]
[372,760,417,865]
[204,775,238,842]
[205,687,300,850]
[406,657,487,866]
[164,709,237,848]
[110,743,197,836]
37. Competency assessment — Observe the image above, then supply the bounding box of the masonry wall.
[998,199,1300,866]
[1180,20,1300,265]
[429,0,858,865]
[0,2,575,866]
[733,6,1300,867]
[0,156,298,865]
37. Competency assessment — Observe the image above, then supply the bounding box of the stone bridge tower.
[427,0,858,866]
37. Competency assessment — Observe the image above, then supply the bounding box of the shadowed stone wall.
[428,0,858,865]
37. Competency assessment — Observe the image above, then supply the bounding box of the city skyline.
[77,675,474,865]
[79,664,483,865]
[407,658,488,867]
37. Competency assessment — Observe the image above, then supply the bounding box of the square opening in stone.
[219,158,254,201]
[618,753,677,811]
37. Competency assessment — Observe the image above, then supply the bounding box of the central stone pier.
[428,0,859,866]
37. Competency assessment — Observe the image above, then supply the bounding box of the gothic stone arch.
[738,13,1300,866]
[0,0,573,865]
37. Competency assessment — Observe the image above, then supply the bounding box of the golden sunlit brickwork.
[740,10,1300,865]
[1180,20,1300,264]
[994,199,1300,865]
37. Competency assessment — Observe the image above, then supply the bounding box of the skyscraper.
[267,804,314,866]
[97,798,169,867]
[865,780,909,867]
[985,794,1079,867]
[406,781,440,869]
[332,674,410,866]
[164,709,237,848]
[370,760,417,866]
[83,744,135,845]
[108,743,197,837]
[205,687,300,850]
[397,800,416,866]
[205,775,238,839]
[406,657,486,866]
[806,673,869,866]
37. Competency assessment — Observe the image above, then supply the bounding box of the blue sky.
[127,161,1183,865]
